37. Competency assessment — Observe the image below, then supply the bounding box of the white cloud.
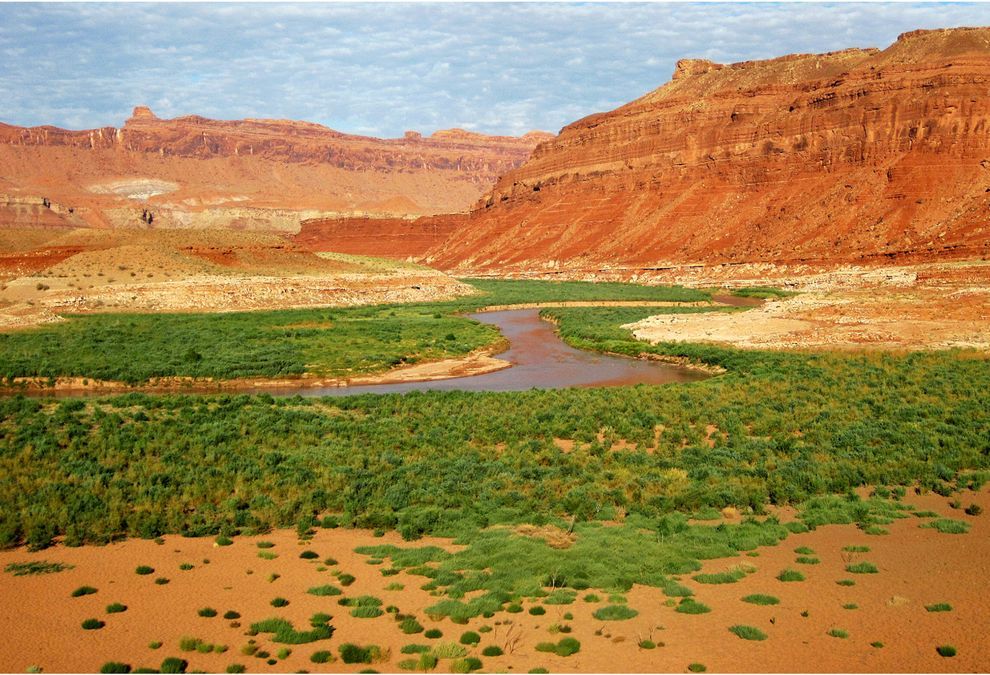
[0,3,987,136]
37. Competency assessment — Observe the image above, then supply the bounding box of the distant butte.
[0,107,552,231]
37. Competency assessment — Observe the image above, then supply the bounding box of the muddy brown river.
[290,308,708,397]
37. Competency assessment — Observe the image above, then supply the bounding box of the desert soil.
[627,260,990,350]
[1,488,986,674]
[0,228,474,331]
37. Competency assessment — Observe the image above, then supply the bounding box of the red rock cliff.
[414,27,990,272]
[0,109,552,227]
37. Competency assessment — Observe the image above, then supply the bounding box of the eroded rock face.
[0,108,552,229]
[403,27,990,272]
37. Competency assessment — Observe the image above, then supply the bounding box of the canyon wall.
[311,28,990,273]
[0,108,551,231]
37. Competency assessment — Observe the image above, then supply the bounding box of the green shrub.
[270,597,289,607]
[836,579,855,586]
[925,603,952,612]
[870,641,884,648]
[300,550,319,559]
[424,628,443,639]
[482,646,503,657]
[842,545,870,553]
[795,556,820,565]
[777,569,804,582]
[5,561,72,576]
[225,665,246,674]
[675,599,711,614]
[535,637,580,657]
[106,603,127,614]
[451,657,483,673]
[693,569,744,584]
[135,566,154,575]
[179,563,194,571]
[223,610,241,620]
[351,606,384,618]
[307,584,342,596]
[154,577,170,585]
[742,594,779,606]
[198,607,217,617]
[793,546,815,554]
[400,617,424,634]
[338,573,356,586]
[215,535,233,546]
[639,639,656,649]
[729,625,766,641]
[72,585,98,597]
[827,629,849,639]
[431,642,468,659]
[257,551,277,560]
[160,657,187,674]
[149,641,162,650]
[926,519,970,534]
[400,644,430,655]
[459,631,480,645]
[965,504,982,516]
[593,605,638,621]
[82,618,105,630]
[311,650,333,663]
[339,643,379,664]
[845,562,878,574]
[688,664,707,673]
[936,645,956,657]
[257,541,275,549]
[251,617,334,644]
[99,663,131,674]
[528,606,546,616]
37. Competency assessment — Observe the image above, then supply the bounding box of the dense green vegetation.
[0,279,708,385]
[0,279,988,630]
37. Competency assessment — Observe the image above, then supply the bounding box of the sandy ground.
[0,228,473,330]
[1,488,986,674]
[627,261,990,350]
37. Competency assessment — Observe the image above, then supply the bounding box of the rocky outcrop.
[391,27,990,273]
[0,108,552,229]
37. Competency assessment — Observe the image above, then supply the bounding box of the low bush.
[827,629,849,639]
[742,594,779,606]
[198,607,217,617]
[688,664,707,673]
[936,645,957,657]
[106,603,127,614]
[270,597,289,607]
[729,625,767,641]
[72,585,98,597]
[135,566,154,575]
[307,584,342,596]
[459,631,480,645]
[223,610,241,620]
[160,658,187,674]
[311,650,333,663]
[593,605,638,621]
[675,599,711,614]
[300,550,319,559]
[82,618,105,630]
[424,628,443,639]
[845,562,878,574]
[777,569,804,582]
[400,617,424,634]
[925,519,970,534]
[99,663,131,673]
[925,603,952,612]
[528,606,546,616]
[535,637,580,657]
[482,646,503,657]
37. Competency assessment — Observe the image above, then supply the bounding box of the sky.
[0,2,988,137]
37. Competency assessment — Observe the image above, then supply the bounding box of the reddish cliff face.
[404,27,990,273]
[0,108,551,230]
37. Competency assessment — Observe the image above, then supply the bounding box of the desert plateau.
[1,5,989,675]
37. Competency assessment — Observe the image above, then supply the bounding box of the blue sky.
[0,3,987,137]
